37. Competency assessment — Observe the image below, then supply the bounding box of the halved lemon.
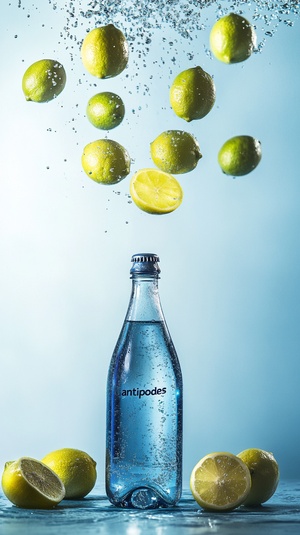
[190,452,251,511]
[1,457,65,509]
[130,168,183,215]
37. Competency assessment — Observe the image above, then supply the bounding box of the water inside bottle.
[106,320,182,508]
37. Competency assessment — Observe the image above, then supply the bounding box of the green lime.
[86,92,125,130]
[170,66,216,122]
[210,13,257,64]
[22,59,66,103]
[81,139,131,185]
[150,130,202,174]
[218,135,262,176]
[81,24,129,79]
[237,448,280,506]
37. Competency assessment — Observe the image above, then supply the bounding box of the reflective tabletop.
[0,481,299,535]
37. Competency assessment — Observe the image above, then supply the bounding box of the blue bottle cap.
[130,253,161,275]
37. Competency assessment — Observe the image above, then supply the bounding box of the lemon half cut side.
[1,457,65,509]
[190,452,251,511]
[130,168,183,215]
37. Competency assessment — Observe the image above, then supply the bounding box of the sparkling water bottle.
[106,253,183,509]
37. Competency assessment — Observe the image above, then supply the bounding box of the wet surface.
[0,481,299,534]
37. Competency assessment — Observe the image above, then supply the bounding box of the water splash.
[42,0,300,51]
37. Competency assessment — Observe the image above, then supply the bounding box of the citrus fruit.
[1,457,65,509]
[22,59,66,103]
[237,448,280,506]
[170,66,216,122]
[81,24,129,79]
[150,130,202,174]
[81,139,131,185]
[218,135,262,176]
[210,13,257,64]
[190,452,251,511]
[86,92,125,130]
[130,168,183,215]
[41,448,97,499]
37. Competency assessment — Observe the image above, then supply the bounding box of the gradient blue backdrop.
[1,0,300,486]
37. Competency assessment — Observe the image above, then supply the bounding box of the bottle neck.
[125,275,165,322]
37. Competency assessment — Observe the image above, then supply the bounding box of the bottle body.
[106,254,182,509]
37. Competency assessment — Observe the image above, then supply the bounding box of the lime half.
[130,168,183,215]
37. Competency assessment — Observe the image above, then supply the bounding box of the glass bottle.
[106,253,183,509]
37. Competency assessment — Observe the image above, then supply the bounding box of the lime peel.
[81,24,129,79]
[150,130,202,174]
[210,13,257,64]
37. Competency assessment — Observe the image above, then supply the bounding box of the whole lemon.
[210,13,257,64]
[82,139,131,185]
[81,24,129,78]
[150,130,202,174]
[170,66,216,122]
[237,448,279,506]
[86,92,125,130]
[218,135,262,176]
[41,448,97,499]
[22,59,66,103]
[1,457,65,508]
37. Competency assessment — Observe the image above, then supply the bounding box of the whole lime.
[237,448,279,506]
[150,130,202,174]
[86,92,125,130]
[218,135,262,176]
[22,59,66,103]
[170,66,216,122]
[210,13,257,64]
[81,139,131,184]
[81,24,129,79]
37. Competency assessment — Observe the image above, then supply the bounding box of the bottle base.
[109,487,177,509]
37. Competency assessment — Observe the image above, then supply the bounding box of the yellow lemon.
[22,59,66,103]
[1,457,65,509]
[81,139,131,185]
[86,92,125,130]
[150,130,202,174]
[41,448,97,499]
[237,448,280,506]
[81,24,129,78]
[210,13,257,64]
[170,66,216,122]
[190,452,251,511]
[218,135,262,176]
[130,168,183,215]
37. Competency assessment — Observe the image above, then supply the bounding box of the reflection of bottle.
[106,253,183,509]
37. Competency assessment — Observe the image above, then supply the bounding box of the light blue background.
[1,1,300,486]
